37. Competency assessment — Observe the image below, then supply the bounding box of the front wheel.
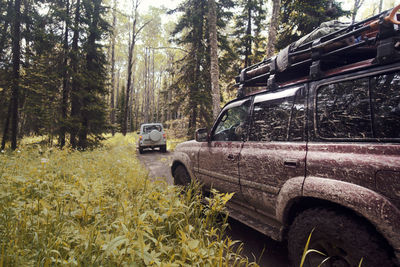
[288,208,395,267]
[173,165,190,186]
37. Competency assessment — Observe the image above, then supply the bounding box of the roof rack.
[236,4,400,98]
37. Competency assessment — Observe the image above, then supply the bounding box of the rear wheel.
[288,208,394,267]
[173,165,190,186]
[160,145,167,153]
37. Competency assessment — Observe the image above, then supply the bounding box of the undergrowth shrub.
[0,134,255,266]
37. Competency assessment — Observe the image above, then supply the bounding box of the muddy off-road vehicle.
[171,6,400,267]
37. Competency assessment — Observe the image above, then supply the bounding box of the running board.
[226,200,284,242]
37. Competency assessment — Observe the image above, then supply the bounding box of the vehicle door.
[239,86,307,217]
[197,98,251,200]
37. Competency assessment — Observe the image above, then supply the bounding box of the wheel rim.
[309,239,352,267]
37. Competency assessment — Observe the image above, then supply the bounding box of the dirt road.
[137,149,289,267]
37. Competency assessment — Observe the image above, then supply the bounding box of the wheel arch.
[171,152,196,182]
[277,177,400,261]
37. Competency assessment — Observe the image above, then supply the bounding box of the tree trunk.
[208,0,221,120]
[70,0,81,148]
[60,0,70,148]
[244,0,252,67]
[378,0,383,13]
[352,0,364,24]
[122,0,139,136]
[78,0,101,148]
[187,0,205,137]
[266,0,280,57]
[1,101,12,150]
[11,0,22,150]
[151,49,155,121]
[143,47,149,123]
[18,0,32,139]
[0,0,12,61]
[110,0,116,136]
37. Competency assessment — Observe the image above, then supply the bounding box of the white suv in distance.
[137,123,167,154]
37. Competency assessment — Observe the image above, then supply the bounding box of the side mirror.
[195,128,209,142]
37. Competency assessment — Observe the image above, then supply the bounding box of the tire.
[173,165,190,186]
[160,145,167,153]
[149,130,161,142]
[139,147,143,154]
[288,208,395,267]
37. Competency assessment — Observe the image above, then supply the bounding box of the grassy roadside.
[165,130,188,152]
[0,134,256,266]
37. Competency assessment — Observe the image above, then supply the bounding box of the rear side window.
[316,71,400,140]
[249,86,306,141]
[371,73,400,139]
[317,79,372,139]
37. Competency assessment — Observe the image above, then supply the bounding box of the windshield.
[143,125,162,133]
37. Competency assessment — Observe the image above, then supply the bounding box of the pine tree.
[10,0,22,150]
[60,0,70,147]
[110,0,117,136]
[277,0,349,49]
[77,0,109,148]
[266,0,280,57]
[70,0,82,148]
[208,0,221,120]
[232,0,266,68]
[170,0,233,136]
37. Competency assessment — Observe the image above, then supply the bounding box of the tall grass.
[0,134,255,266]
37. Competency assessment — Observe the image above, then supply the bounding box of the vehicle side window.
[316,71,400,140]
[317,78,372,139]
[371,73,400,138]
[249,87,305,141]
[212,100,251,141]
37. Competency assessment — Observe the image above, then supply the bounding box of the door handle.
[284,159,299,168]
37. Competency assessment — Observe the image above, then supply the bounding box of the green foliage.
[169,0,235,136]
[232,0,267,67]
[0,134,256,266]
[277,0,350,49]
[0,0,110,149]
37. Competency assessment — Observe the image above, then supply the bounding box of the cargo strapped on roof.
[236,4,400,98]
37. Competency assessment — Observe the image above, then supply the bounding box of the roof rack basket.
[236,4,400,98]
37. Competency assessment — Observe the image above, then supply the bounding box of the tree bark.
[266,0,280,58]
[78,0,101,148]
[70,0,81,148]
[378,0,383,13]
[11,0,22,150]
[60,0,70,148]
[122,0,138,136]
[0,0,13,61]
[110,0,116,135]
[352,0,364,24]
[1,101,12,150]
[208,0,221,120]
[244,1,252,67]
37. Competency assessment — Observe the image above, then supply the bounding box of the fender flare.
[276,176,400,254]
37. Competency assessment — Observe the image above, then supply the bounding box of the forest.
[0,0,391,150]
